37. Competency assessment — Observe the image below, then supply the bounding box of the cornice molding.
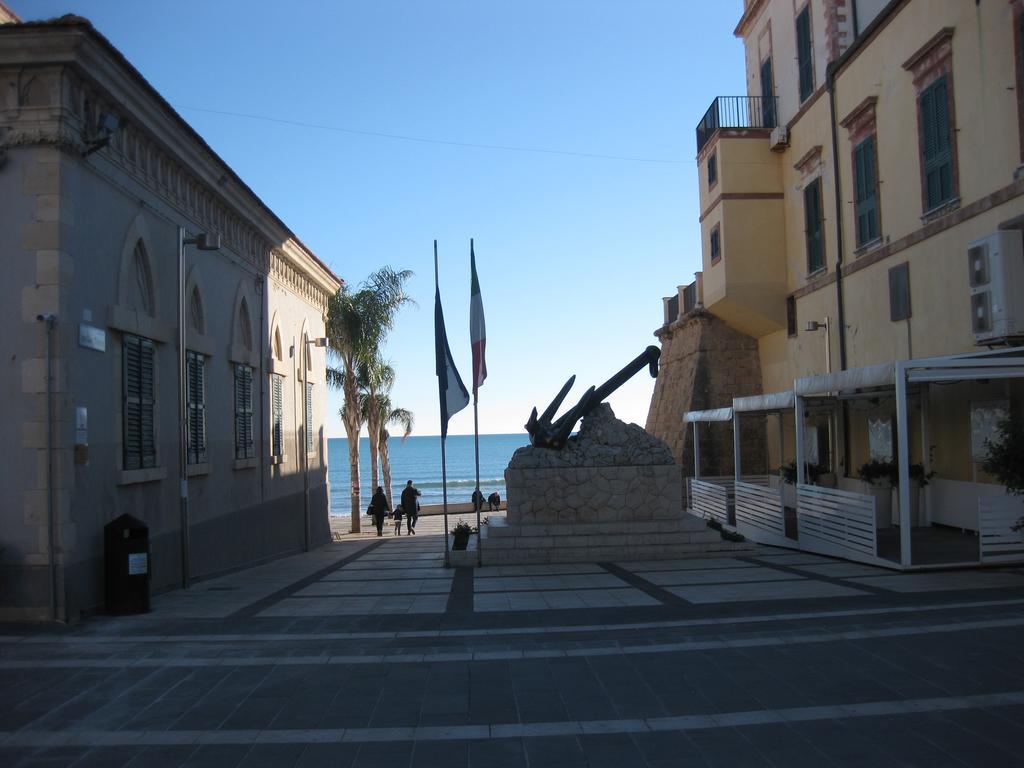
[0,24,340,313]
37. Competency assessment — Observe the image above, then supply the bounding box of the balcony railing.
[666,294,680,323]
[682,281,698,315]
[696,96,778,154]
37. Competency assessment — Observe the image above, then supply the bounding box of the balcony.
[696,96,778,155]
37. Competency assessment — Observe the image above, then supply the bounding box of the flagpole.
[471,239,482,567]
[436,240,451,568]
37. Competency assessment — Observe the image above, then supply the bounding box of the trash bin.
[104,513,151,614]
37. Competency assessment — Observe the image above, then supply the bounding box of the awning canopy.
[794,362,895,397]
[733,390,795,413]
[682,407,733,423]
[794,347,1024,396]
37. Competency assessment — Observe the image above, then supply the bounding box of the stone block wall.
[505,464,683,525]
[645,311,767,478]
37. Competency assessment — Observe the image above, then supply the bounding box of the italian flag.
[470,239,487,400]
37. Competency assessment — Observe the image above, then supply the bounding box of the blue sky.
[13,0,745,438]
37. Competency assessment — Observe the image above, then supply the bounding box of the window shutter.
[234,364,255,460]
[187,352,206,464]
[854,136,878,246]
[272,374,283,458]
[804,178,824,273]
[305,381,314,453]
[760,58,776,128]
[123,334,156,470]
[123,335,142,471]
[921,76,953,209]
[140,338,156,468]
[796,7,813,102]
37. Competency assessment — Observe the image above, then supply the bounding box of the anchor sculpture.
[525,345,661,450]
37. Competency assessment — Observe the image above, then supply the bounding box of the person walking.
[369,486,390,537]
[401,480,421,536]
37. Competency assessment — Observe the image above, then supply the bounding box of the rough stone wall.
[645,311,767,478]
[505,404,682,524]
[505,465,683,525]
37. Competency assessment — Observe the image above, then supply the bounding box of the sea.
[327,434,529,514]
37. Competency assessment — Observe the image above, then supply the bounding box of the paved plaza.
[3,520,1024,767]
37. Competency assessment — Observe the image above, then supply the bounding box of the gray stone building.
[0,13,343,621]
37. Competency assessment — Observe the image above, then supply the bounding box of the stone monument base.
[486,404,753,565]
[483,511,749,565]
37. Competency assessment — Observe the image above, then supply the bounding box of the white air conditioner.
[769,126,789,151]
[967,230,1024,344]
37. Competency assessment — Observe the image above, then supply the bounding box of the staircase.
[481,512,753,565]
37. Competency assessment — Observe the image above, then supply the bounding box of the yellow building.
[648,0,1024,568]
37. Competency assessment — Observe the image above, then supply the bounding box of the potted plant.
[451,521,473,551]
[857,459,895,527]
[982,413,1024,532]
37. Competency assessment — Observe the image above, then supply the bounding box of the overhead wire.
[172,104,686,165]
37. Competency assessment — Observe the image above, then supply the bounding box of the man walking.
[401,480,421,535]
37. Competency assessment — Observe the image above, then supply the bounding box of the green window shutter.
[804,178,824,273]
[920,75,953,209]
[854,136,878,246]
[305,381,314,453]
[234,364,254,460]
[271,374,283,458]
[123,335,156,470]
[140,338,156,468]
[760,58,776,128]
[796,7,813,102]
[123,334,142,471]
[186,351,206,464]
[710,228,721,262]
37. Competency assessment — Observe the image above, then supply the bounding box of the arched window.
[129,241,154,316]
[188,286,204,334]
[272,325,282,361]
[238,297,253,351]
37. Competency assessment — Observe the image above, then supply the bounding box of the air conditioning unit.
[769,126,789,151]
[967,230,1024,344]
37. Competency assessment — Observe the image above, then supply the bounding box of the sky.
[12,0,746,438]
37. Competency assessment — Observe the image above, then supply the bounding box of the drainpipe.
[256,275,265,504]
[37,314,59,622]
[827,63,852,477]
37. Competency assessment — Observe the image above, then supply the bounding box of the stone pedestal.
[484,404,752,564]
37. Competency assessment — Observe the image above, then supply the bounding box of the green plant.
[451,521,473,537]
[857,460,934,487]
[982,414,1024,532]
[780,461,826,485]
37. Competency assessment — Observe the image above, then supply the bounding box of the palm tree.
[326,267,413,532]
[376,395,414,511]
[357,356,396,495]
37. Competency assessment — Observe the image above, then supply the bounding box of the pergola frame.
[793,347,1024,567]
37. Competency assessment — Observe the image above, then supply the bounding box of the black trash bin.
[104,513,151,614]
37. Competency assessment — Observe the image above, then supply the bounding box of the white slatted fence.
[735,481,785,538]
[690,479,730,525]
[797,484,877,558]
[979,496,1024,564]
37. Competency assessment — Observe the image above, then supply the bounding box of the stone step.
[486,515,708,539]
[484,529,723,550]
[481,539,752,565]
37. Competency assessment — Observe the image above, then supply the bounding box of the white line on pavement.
[2,690,1023,747]
[2,616,1023,669]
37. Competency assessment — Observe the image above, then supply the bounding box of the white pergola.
[793,347,1024,566]
[683,347,1024,569]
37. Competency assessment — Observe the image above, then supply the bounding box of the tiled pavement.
[3,524,1024,767]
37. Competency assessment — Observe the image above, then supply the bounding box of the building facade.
[0,15,342,620]
[648,0,1024,564]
